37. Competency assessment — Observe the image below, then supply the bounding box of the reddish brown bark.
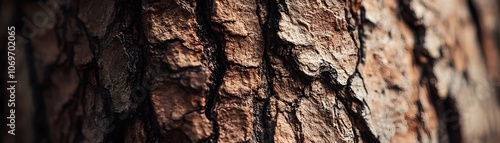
[2,0,500,142]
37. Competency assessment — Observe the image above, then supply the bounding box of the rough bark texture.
[2,0,500,142]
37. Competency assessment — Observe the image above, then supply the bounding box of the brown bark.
[2,0,500,142]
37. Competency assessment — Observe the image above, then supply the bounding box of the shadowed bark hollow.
[2,0,500,142]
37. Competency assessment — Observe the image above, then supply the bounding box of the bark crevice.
[259,0,280,142]
[195,0,228,142]
[399,0,463,142]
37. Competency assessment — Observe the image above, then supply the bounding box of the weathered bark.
[2,0,500,142]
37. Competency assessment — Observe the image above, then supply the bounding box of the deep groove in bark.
[342,2,380,142]
[266,0,309,142]
[467,0,484,55]
[260,0,279,142]
[330,76,380,143]
[290,107,305,143]
[399,0,463,142]
[443,96,462,143]
[345,0,369,96]
[195,0,228,142]
[415,99,430,142]
[466,0,500,106]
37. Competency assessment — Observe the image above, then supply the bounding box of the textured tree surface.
[2,0,500,142]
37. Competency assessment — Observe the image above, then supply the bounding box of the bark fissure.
[467,0,483,50]
[341,1,380,142]
[259,0,279,142]
[324,72,380,143]
[265,0,308,142]
[345,0,369,96]
[399,0,463,142]
[195,0,228,141]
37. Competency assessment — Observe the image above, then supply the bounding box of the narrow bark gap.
[415,99,431,141]
[345,1,369,96]
[264,0,317,141]
[144,97,163,143]
[260,39,277,143]
[341,92,379,143]
[289,108,305,143]
[466,0,484,57]
[252,1,268,141]
[342,3,382,142]
[195,0,228,142]
[327,81,380,143]
[259,0,280,142]
[399,0,463,142]
[416,126,422,142]
[443,96,462,143]
[110,0,161,141]
[266,0,312,84]
[105,0,153,141]
[315,52,379,142]
[467,0,500,106]
[265,0,381,142]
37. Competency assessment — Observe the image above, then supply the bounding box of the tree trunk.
[2,0,500,142]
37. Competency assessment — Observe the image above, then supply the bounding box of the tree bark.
[2,0,500,142]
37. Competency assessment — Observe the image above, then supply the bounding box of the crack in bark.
[342,1,380,142]
[345,0,369,96]
[467,0,483,51]
[263,0,380,142]
[71,0,160,141]
[258,0,280,142]
[323,71,380,143]
[289,106,305,143]
[466,0,500,106]
[399,0,462,142]
[195,0,228,142]
[415,99,430,142]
